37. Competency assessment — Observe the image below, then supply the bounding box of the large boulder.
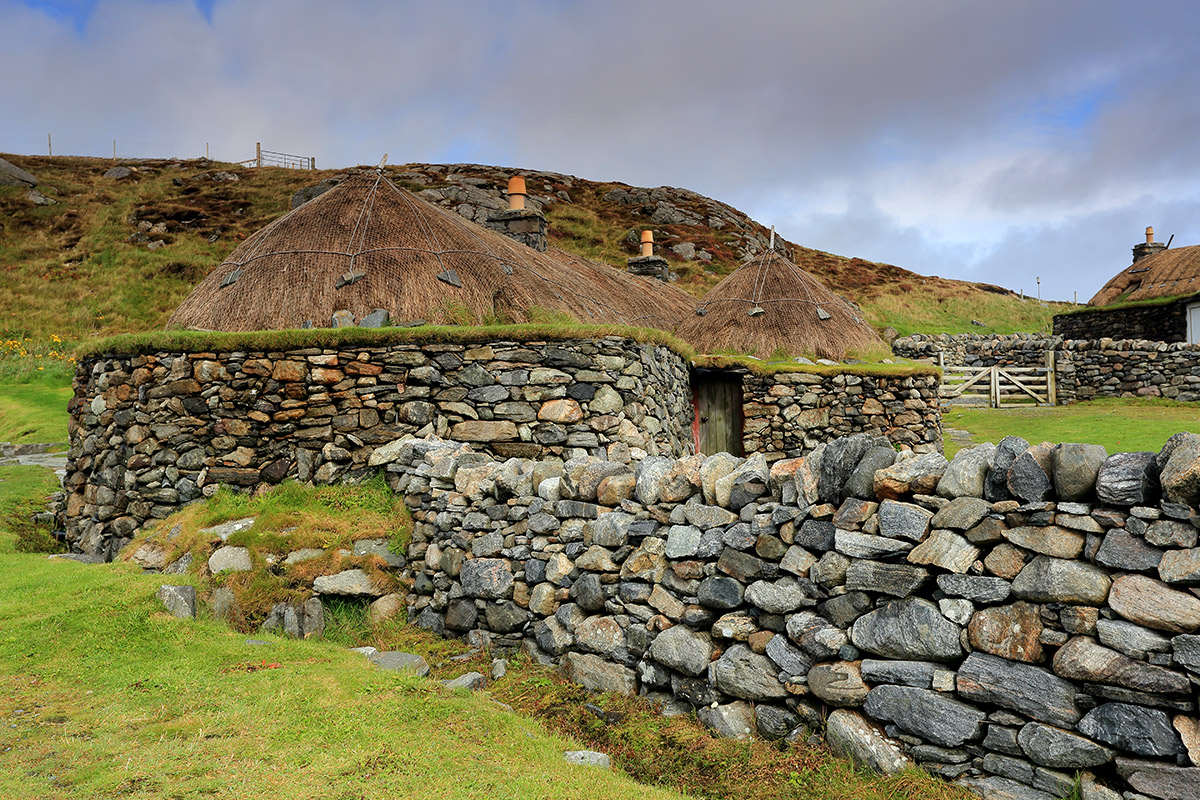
[648,624,713,676]
[1160,433,1200,506]
[1052,443,1108,501]
[937,443,995,498]
[825,709,914,775]
[819,434,890,504]
[863,685,985,747]
[984,436,1029,502]
[1095,452,1160,507]
[850,597,962,662]
[711,644,788,700]
[0,156,37,187]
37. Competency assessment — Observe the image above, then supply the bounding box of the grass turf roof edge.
[74,324,939,378]
[1055,290,1200,316]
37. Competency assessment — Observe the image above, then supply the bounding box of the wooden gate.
[693,371,744,456]
[939,352,1057,408]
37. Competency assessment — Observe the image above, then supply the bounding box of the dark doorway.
[693,370,744,456]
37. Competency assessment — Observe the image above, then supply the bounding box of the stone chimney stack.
[485,175,548,252]
[627,229,670,282]
[1132,226,1167,264]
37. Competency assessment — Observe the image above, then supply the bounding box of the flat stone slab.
[563,750,611,768]
[200,517,256,541]
[313,568,383,596]
[957,652,1081,727]
[208,546,252,573]
[157,584,196,619]
[368,651,430,677]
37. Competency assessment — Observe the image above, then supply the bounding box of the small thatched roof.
[676,248,881,359]
[168,171,683,331]
[1088,244,1200,306]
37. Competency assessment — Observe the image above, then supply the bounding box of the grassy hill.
[0,154,1060,346]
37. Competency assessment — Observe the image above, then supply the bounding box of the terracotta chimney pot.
[640,230,654,257]
[1146,226,1155,244]
[507,176,527,211]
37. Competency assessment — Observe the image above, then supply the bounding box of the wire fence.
[0,136,315,168]
[0,135,222,161]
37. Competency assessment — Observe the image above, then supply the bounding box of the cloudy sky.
[4,0,1199,302]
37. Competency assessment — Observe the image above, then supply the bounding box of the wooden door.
[694,371,744,456]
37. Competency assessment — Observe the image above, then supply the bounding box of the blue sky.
[3,0,1199,303]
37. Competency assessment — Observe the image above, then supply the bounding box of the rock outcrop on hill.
[0,156,38,187]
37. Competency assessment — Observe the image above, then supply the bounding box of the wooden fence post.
[1046,349,1057,406]
[990,366,1000,408]
[256,142,262,168]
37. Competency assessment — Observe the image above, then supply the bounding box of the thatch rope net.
[544,247,699,331]
[676,248,881,359]
[168,171,688,332]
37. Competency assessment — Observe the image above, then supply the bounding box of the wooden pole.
[112,140,117,160]
[311,156,316,170]
[206,142,209,159]
[256,142,262,168]
[990,367,1000,408]
[47,133,52,156]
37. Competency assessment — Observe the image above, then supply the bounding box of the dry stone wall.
[895,333,1200,404]
[64,335,941,560]
[1054,300,1192,343]
[393,431,1200,800]
[741,370,942,456]
[64,337,695,558]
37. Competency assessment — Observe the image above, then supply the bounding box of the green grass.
[0,559,695,799]
[861,291,1062,337]
[121,478,411,625]
[0,465,63,553]
[0,376,72,445]
[943,397,1200,456]
[75,322,936,379]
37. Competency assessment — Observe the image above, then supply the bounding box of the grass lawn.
[0,379,71,445]
[943,397,1200,457]
[0,530,694,799]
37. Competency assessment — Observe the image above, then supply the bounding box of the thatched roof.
[1088,245,1200,306]
[168,171,684,331]
[543,247,699,331]
[676,248,881,359]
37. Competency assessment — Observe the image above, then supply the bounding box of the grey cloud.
[2,0,1199,303]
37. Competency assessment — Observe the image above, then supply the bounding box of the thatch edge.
[75,325,938,378]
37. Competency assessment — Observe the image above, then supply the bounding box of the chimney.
[507,176,527,210]
[485,174,548,251]
[627,229,670,282]
[1132,225,1166,264]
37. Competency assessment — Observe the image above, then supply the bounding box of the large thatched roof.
[676,248,881,359]
[1088,245,1200,306]
[168,171,686,331]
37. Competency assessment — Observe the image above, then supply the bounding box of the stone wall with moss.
[64,337,695,558]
